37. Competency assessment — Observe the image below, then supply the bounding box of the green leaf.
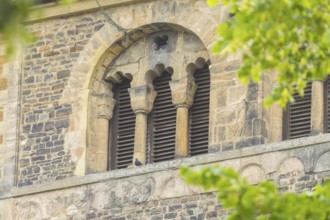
[181,165,330,220]
[322,29,330,44]
[210,0,330,107]
[207,0,219,7]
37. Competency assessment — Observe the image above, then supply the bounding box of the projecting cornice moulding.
[27,0,155,22]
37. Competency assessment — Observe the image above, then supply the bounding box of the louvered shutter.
[148,71,176,163]
[35,0,56,4]
[283,83,312,140]
[109,79,135,170]
[325,77,330,133]
[189,65,210,156]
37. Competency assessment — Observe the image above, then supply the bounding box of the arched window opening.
[147,71,176,163]
[189,65,210,156]
[283,82,312,140]
[109,78,135,170]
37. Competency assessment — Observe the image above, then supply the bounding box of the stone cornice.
[27,0,155,23]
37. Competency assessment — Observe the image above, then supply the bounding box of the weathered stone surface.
[0,0,328,219]
[55,119,70,129]
[0,56,6,65]
[0,109,3,122]
[0,77,7,90]
[0,137,329,218]
[314,151,330,172]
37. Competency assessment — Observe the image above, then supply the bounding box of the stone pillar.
[311,80,324,135]
[95,84,116,172]
[133,111,148,164]
[129,84,157,165]
[170,76,197,158]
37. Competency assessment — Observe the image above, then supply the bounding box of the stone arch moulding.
[314,150,330,173]
[60,21,216,176]
[239,163,266,185]
[275,156,306,178]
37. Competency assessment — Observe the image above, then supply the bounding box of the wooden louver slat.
[148,71,176,163]
[109,79,135,170]
[325,77,330,133]
[189,65,210,156]
[283,82,312,140]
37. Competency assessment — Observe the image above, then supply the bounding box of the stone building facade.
[0,0,329,219]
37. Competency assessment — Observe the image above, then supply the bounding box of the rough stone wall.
[18,14,107,186]
[208,61,267,152]
[0,1,328,220]
[0,44,20,191]
[0,47,7,187]
[0,0,323,190]
[15,0,274,186]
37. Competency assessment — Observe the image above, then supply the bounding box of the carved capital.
[129,84,157,114]
[169,76,198,108]
[97,84,116,120]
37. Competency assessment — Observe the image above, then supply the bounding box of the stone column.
[170,76,197,158]
[95,84,116,172]
[311,80,324,135]
[129,84,157,165]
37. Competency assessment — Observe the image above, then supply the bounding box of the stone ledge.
[27,0,155,22]
[2,133,330,200]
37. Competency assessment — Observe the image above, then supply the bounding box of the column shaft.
[311,80,324,134]
[93,118,109,172]
[133,112,148,164]
[175,106,189,157]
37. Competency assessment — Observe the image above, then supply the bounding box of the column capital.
[170,76,198,108]
[97,84,116,120]
[129,84,157,114]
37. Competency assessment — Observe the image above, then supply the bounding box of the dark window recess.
[189,65,210,156]
[325,77,330,133]
[283,82,312,140]
[148,71,176,163]
[109,79,135,170]
[34,0,57,5]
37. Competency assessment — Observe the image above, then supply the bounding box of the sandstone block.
[0,77,7,90]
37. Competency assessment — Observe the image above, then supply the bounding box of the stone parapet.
[0,135,330,218]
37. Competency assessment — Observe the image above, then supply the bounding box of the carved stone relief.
[51,189,93,218]
[105,177,155,208]
[276,157,305,177]
[314,151,330,172]
[240,164,266,185]
[14,201,43,220]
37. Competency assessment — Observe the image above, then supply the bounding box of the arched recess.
[72,23,212,174]
[57,0,228,176]
[314,150,330,172]
[240,163,266,185]
[275,156,305,178]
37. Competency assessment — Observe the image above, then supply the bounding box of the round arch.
[61,19,219,175]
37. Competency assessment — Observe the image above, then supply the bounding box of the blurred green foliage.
[180,165,330,220]
[207,0,330,107]
[0,0,35,55]
[0,0,75,56]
